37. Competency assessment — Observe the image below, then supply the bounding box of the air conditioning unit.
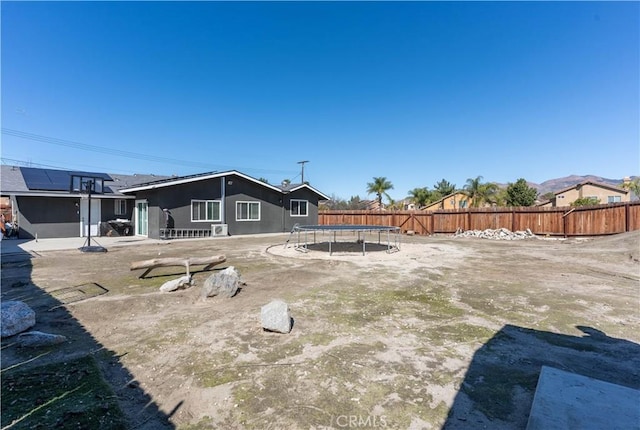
[211,224,228,237]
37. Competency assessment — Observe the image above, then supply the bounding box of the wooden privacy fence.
[318,201,640,237]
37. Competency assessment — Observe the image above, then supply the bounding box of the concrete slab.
[527,366,640,430]
[0,232,288,255]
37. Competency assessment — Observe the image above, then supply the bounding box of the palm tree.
[408,187,431,208]
[462,176,499,207]
[621,177,640,196]
[462,176,483,207]
[366,177,394,210]
[433,179,456,197]
[478,182,500,206]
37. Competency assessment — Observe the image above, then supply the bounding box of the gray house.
[1,165,329,239]
[0,165,167,239]
[119,170,329,239]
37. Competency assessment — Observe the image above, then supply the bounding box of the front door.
[135,200,148,236]
[80,197,101,237]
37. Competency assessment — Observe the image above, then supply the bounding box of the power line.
[0,157,142,175]
[1,128,296,176]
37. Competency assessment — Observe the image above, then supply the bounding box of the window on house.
[608,195,621,203]
[191,200,221,222]
[236,201,260,221]
[114,199,127,216]
[459,200,468,208]
[290,199,308,217]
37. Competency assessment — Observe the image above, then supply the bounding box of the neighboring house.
[537,181,630,208]
[119,170,329,239]
[0,165,166,239]
[422,191,472,212]
[363,199,384,211]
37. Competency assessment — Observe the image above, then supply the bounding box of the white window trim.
[191,199,222,222]
[290,199,309,217]
[236,201,261,221]
[114,199,127,216]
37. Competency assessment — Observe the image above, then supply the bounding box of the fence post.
[429,212,434,235]
[467,210,471,230]
[511,209,515,232]
[626,202,630,232]
[562,208,576,238]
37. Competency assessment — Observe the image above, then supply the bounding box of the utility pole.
[297,160,309,183]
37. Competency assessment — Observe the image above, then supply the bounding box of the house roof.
[119,170,330,200]
[105,173,173,193]
[0,165,170,198]
[1,165,28,193]
[423,191,468,209]
[1,165,330,200]
[553,180,629,196]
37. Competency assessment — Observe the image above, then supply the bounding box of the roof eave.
[119,170,285,194]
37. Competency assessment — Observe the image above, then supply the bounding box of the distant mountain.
[529,175,634,196]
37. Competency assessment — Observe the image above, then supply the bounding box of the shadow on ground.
[1,247,175,429]
[443,324,640,429]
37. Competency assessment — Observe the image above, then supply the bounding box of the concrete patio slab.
[527,366,640,430]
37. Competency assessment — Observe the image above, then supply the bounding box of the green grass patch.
[1,355,126,429]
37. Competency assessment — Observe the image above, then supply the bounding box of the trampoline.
[287,224,401,256]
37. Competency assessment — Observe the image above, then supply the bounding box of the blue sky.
[2,2,638,200]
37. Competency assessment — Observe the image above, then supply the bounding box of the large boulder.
[261,300,292,334]
[1,301,36,337]
[201,266,242,298]
[17,331,67,348]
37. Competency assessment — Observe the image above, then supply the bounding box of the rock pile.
[453,227,537,240]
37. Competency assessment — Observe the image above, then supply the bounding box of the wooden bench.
[130,255,226,278]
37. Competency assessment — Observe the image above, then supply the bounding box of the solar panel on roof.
[20,167,69,191]
[20,167,112,192]
[45,169,72,190]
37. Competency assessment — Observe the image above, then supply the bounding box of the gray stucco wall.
[15,196,80,239]
[133,178,225,239]
[12,195,135,239]
[127,175,321,237]
[225,176,285,235]
[100,197,134,222]
[282,188,320,232]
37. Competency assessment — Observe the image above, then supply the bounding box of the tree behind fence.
[318,201,640,237]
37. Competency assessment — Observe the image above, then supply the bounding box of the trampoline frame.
[289,224,401,256]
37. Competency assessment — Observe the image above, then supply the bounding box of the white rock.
[261,300,292,334]
[1,301,36,337]
[160,275,193,292]
[201,267,242,298]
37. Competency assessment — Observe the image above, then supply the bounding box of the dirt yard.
[2,231,639,429]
